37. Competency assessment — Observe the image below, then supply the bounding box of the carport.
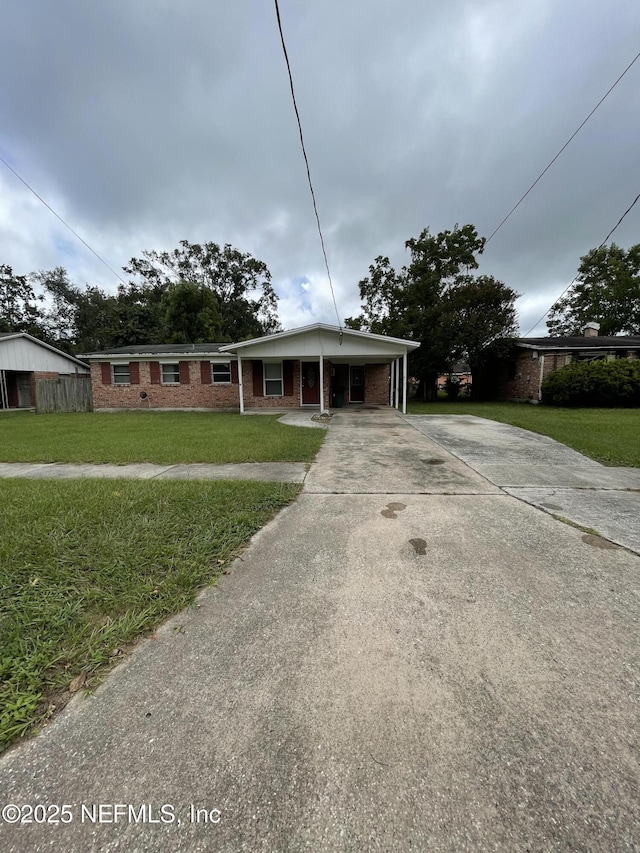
[219,323,420,414]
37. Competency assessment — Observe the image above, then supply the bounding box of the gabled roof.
[219,323,420,352]
[515,335,640,350]
[79,343,229,358]
[79,324,420,360]
[0,332,89,368]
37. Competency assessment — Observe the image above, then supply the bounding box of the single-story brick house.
[496,323,640,401]
[0,332,90,409]
[81,323,420,414]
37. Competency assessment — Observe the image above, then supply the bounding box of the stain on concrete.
[541,502,563,511]
[582,534,618,550]
[381,502,407,519]
[409,538,427,555]
[424,459,445,466]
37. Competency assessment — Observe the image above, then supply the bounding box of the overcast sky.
[1,0,639,336]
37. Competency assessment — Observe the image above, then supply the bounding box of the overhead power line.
[273,0,342,329]
[0,152,128,285]
[485,48,640,248]
[522,190,640,336]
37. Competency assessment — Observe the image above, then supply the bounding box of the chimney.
[583,322,600,338]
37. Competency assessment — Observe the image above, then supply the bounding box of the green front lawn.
[0,478,300,752]
[407,401,640,467]
[0,411,325,464]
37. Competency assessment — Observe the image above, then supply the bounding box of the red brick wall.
[364,363,391,405]
[498,351,571,401]
[91,361,240,409]
[241,360,302,408]
[91,358,395,409]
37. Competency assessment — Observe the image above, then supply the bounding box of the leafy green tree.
[31,267,81,351]
[547,243,640,336]
[347,224,506,399]
[440,274,520,372]
[160,281,223,343]
[31,267,121,352]
[0,265,44,336]
[124,240,280,340]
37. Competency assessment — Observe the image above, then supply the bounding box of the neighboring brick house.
[0,332,90,409]
[81,324,420,414]
[496,323,640,402]
[437,362,472,391]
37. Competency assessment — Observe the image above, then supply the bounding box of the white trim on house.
[219,323,419,352]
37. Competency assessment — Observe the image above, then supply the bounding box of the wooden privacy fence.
[35,376,93,414]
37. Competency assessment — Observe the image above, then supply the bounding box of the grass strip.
[0,478,299,752]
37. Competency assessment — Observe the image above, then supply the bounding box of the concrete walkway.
[0,460,308,483]
[1,411,639,851]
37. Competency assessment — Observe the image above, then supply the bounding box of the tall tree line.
[0,240,281,353]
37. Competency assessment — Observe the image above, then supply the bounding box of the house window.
[161,363,180,384]
[264,362,283,396]
[112,364,130,384]
[212,362,231,384]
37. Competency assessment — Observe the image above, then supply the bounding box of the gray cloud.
[1,0,638,336]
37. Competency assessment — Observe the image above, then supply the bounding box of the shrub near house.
[542,359,640,407]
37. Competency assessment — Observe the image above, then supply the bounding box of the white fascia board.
[220,323,420,353]
[81,351,235,360]
[517,343,637,351]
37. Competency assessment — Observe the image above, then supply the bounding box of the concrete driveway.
[1,410,639,852]
[403,414,640,555]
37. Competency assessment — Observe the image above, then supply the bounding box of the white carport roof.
[219,323,420,362]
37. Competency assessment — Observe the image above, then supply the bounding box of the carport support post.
[0,369,7,410]
[319,355,324,413]
[237,353,244,414]
[402,351,408,414]
[394,358,400,410]
[389,360,394,406]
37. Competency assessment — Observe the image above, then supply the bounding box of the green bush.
[542,359,640,407]
[443,377,462,400]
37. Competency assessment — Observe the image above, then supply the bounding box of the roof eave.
[220,323,420,352]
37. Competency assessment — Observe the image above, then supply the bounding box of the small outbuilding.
[0,332,90,410]
[82,324,420,413]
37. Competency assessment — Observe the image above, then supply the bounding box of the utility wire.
[485,48,640,248]
[522,190,640,336]
[273,0,342,329]
[0,152,128,285]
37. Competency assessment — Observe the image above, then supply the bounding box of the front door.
[301,362,320,405]
[349,366,364,403]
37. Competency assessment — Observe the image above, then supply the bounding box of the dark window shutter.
[200,361,212,384]
[100,362,112,385]
[129,362,140,384]
[150,361,161,384]
[283,360,294,396]
[179,361,190,384]
[252,360,264,397]
[230,361,239,384]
